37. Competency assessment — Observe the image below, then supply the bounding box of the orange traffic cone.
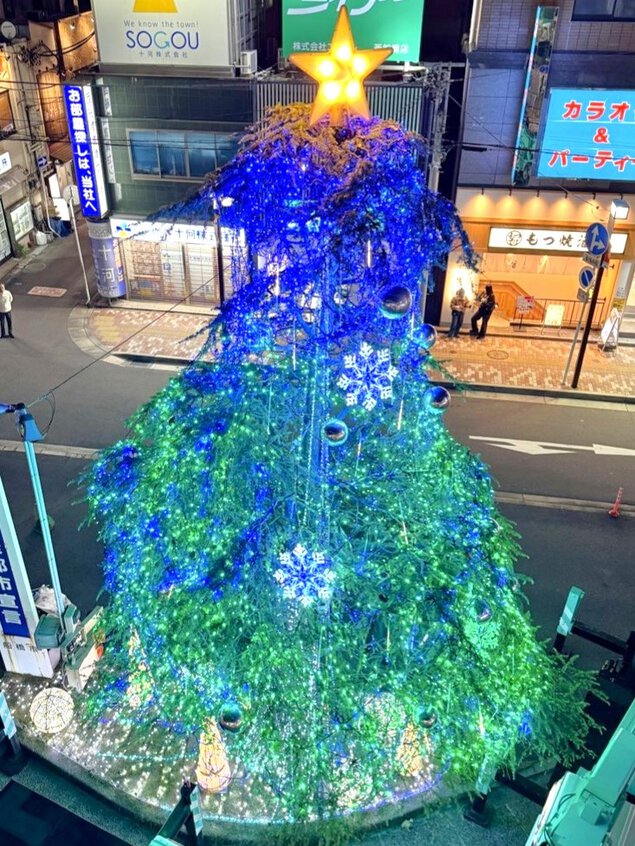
[608,487,623,518]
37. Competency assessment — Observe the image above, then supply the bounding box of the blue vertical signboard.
[0,525,30,638]
[64,85,109,219]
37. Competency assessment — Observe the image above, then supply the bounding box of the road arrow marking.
[469,436,635,457]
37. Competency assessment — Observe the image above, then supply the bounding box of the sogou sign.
[93,0,230,67]
[133,0,177,10]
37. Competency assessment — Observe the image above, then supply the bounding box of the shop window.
[128,129,239,180]
[158,132,187,178]
[130,130,160,175]
[572,0,635,18]
[188,133,216,178]
[0,90,16,137]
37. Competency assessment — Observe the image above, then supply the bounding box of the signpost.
[570,222,613,388]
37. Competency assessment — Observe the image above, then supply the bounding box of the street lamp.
[570,199,630,390]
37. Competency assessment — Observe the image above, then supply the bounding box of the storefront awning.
[0,167,26,193]
[49,142,73,164]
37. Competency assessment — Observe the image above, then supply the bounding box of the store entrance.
[478,251,614,330]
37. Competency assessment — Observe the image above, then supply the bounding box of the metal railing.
[510,297,609,331]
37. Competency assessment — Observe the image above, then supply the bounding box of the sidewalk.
[80,301,635,402]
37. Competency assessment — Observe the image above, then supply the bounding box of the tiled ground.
[82,307,635,399]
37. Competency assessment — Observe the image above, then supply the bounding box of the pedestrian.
[0,283,13,338]
[470,284,496,339]
[447,287,470,338]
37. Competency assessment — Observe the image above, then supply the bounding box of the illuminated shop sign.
[489,227,627,254]
[538,88,635,181]
[64,85,109,219]
[0,525,30,638]
[282,0,424,63]
[92,0,228,67]
[112,218,245,248]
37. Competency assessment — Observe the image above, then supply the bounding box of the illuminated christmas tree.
[82,10,591,836]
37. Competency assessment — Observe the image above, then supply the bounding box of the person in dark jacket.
[470,284,496,339]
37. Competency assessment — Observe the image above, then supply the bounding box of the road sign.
[0,691,16,739]
[577,288,589,303]
[581,251,601,267]
[585,222,609,256]
[37,156,48,169]
[578,267,595,290]
[190,785,203,835]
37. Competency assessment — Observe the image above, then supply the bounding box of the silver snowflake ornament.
[273,544,336,607]
[337,342,398,411]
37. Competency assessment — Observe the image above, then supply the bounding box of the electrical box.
[240,50,257,76]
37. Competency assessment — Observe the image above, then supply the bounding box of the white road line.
[470,436,635,457]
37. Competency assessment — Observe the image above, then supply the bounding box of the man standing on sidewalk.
[0,283,13,338]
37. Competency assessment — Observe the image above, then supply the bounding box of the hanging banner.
[512,6,559,186]
[282,0,425,63]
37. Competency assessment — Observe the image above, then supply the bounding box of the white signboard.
[8,201,34,242]
[489,227,627,255]
[0,152,11,176]
[543,303,565,328]
[516,295,534,313]
[92,0,230,68]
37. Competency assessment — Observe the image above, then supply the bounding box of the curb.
[107,353,635,404]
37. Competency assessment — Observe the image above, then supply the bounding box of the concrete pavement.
[79,300,635,401]
[2,224,634,402]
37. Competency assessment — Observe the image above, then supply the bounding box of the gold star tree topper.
[289,6,393,126]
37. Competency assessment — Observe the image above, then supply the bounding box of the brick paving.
[80,305,635,400]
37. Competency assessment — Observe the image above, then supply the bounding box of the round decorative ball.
[417,708,437,728]
[219,702,242,733]
[476,601,493,623]
[412,324,437,350]
[424,386,451,413]
[379,285,413,319]
[30,687,74,734]
[322,419,349,446]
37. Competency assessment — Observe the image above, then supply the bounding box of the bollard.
[608,487,623,519]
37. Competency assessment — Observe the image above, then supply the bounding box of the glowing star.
[289,6,393,125]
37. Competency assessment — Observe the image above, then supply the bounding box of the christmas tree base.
[1,673,462,841]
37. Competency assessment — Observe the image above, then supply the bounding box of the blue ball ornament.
[413,324,437,350]
[379,285,413,319]
[424,386,450,413]
[322,419,349,446]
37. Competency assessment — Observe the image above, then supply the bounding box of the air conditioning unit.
[240,50,258,76]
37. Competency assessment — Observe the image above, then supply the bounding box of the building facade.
[446,0,635,333]
[76,0,457,304]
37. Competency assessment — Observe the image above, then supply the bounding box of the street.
[0,385,632,668]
